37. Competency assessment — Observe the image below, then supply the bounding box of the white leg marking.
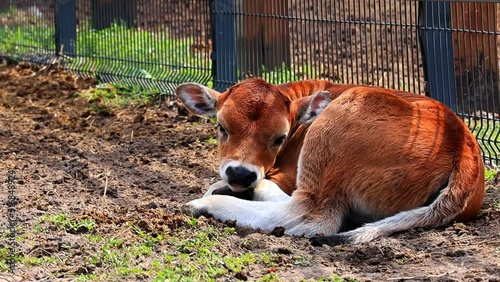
[252,179,290,202]
[187,196,292,232]
[186,195,336,237]
[203,179,289,202]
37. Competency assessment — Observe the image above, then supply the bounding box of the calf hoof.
[182,200,210,218]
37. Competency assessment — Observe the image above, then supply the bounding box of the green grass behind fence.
[466,118,500,165]
[0,7,317,91]
[0,8,212,91]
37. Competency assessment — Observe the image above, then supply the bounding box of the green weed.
[23,255,60,267]
[260,273,282,282]
[153,226,264,281]
[465,118,500,165]
[75,274,98,282]
[78,82,157,108]
[313,274,360,282]
[39,212,96,233]
[294,255,313,267]
[0,247,10,272]
[485,167,498,181]
[259,252,283,268]
[205,137,219,145]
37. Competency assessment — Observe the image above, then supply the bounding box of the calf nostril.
[245,171,257,183]
[226,166,236,178]
[225,166,257,187]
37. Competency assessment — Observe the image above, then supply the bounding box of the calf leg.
[203,179,290,202]
[186,194,342,237]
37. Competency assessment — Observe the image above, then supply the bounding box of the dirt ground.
[0,64,499,281]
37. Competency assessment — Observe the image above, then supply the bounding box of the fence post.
[55,0,77,56]
[418,1,457,112]
[212,0,238,92]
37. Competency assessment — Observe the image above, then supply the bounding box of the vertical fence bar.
[418,1,457,112]
[55,0,77,56]
[212,0,238,92]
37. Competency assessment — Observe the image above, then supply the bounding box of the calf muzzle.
[225,166,257,188]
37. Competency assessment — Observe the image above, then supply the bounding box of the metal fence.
[0,0,499,165]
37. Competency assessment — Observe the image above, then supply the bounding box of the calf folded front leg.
[203,180,236,197]
[203,179,290,202]
[185,195,340,237]
[252,179,290,202]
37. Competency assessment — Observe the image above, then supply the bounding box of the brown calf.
[175,78,485,246]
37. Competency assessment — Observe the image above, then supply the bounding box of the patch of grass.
[294,254,314,267]
[0,7,213,95]
[39,213,96,234]
[0,246,24,272]
[0,247,11,272]
[154,225,256,281]
[485,167,498,182]
[79,233,157,279]
[260,273,282,282]
[465,118,500,165]
[259,252,283,268]
[205,137,219,145]
[260,62,320,85]
[24,214,360,281]
[0,7,53,54]
[77,81,158,108]
[86,233,104,243]
[75,274,98,282]
[23,255,60,267]
[313,274,360,282]
[77,223,262,280]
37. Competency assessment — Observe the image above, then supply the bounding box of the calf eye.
[273,135,287,147]
[217,124,228,138]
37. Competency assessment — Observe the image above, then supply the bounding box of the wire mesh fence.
[0,0,212,93]
[231,1,424,94]
[0,0,498,165]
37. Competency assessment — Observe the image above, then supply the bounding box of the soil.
[0,64,499,281]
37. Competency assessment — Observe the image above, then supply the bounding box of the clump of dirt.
[0,63,499,281]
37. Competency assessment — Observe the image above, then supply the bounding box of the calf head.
[175,78,331,192]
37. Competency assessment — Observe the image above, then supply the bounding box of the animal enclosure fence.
[0,0,499,165]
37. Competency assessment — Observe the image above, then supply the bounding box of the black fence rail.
[0,0,498,165]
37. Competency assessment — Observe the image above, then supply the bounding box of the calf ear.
[296,91,332,125]
[175,83,222,118]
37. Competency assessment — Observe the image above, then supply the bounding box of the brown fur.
[176,78,485,243]
[213,79,357,194]
[293,86,484,222]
